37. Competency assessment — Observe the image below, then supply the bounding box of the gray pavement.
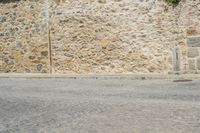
[0,79,200,133]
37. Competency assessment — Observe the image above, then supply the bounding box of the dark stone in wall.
[41,51,48,57]
[0,0,20,3]
[0,16,6,22]
[37,64,43,71]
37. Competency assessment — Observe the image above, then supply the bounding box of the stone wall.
[1,0,200,74]
[0,0,50,73]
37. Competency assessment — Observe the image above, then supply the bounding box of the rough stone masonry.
[0,0,200,74]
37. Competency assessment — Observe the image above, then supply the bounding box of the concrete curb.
[0,73,200,80]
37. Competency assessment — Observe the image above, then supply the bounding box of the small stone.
[29,56,35,60]
[7,60,14,65]
[0,33,4,37]
[0,16,6,22]
[56,12,62,15]
[37,64,43,71]
[188,59,196,70]
[188,48,199,58]
[148,66,155,72]
[98,0,106,4]
[37,57,44,60]
[17,17,25,22]
[41,51,48,56]
[42,70,47,73]
[12,4,18,8]
[16,42,22,48]
[101,67,106,70]
[25,69,31,73]
[32,60,40,64]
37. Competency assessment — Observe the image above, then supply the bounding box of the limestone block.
[187,37,200,47]
[188,48,199,58]
[188,59,196,70]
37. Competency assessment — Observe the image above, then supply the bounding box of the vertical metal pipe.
[45,0,52,74]
[48,29,52,74]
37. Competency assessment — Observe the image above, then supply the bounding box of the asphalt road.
[0,78,200,133]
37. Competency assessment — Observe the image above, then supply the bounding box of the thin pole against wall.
[45,0,53,74]
[48,29,53,74]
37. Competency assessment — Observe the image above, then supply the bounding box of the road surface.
[0,78,200,133]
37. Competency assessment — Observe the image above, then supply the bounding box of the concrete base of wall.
[1,73,200,80]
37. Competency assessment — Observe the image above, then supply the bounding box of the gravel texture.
[0,79,200,133]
